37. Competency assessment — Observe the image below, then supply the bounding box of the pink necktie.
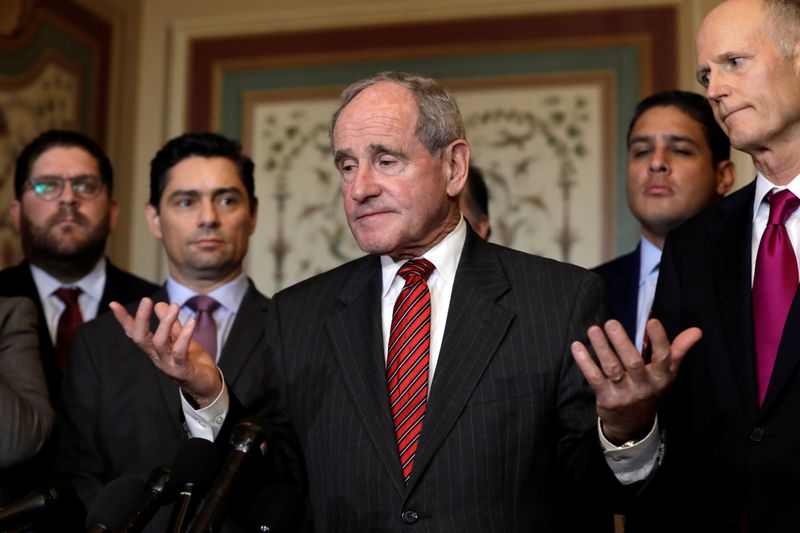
[186,295,220,359]
[54,287,83,372]
[753,189,800,405]
[387,258,434,484]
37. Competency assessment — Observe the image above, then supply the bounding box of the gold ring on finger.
[609,373,626,384]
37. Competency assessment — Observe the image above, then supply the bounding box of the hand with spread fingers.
[571,318,702,444]
[109,298,223,408]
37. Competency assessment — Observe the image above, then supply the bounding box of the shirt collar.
[166,271,249,313]
[380,217,467,297]
[638,236,662,285]
[753,171,800,221]
[30,256,107,301]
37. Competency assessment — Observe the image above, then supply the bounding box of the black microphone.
[86,477,147,532]
[165,439,221,533]
[116,465,172,533]
[186,419,268,533]
[0,479,84,531]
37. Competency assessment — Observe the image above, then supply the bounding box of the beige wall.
[79,0,733,282]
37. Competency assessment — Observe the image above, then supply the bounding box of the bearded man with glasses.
[0,130,158,505]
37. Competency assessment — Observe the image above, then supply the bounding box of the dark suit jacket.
[262,229,626,532]
[0,260,157,505]
[0,259,158,404]
[593,246,640,340]
[0,297,52,472]
[57,283,298,532]
[630,181,800,532]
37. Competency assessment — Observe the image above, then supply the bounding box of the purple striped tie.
[753,189,800,406]
[387,258,434,484]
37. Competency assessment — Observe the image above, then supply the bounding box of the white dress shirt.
[379,218,466,385]
[635,237,662,352]
[30,257,106,345]
[174,272,249,439]
[751,172,800,283]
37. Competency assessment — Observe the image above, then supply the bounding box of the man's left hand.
[571,318,702,444]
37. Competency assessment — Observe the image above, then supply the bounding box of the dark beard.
[20,207,110,282]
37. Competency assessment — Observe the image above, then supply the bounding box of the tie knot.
[54,287,82,305]
[766,189,800,226]
[398,258,435,282]
[185,294,220,314]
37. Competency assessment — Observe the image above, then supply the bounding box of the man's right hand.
[110,298,223,408]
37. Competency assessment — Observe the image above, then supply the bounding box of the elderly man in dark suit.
[573,0,800,530]
[593,91,734,350]
[116,73,692,531]
[57,132,298,532]
[0,130,157,504]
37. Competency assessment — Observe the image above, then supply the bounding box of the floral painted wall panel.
[0,1,110,267]
[0,61,82,265]
[246,76,610,294]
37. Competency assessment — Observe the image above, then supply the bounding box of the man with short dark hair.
[57,132,298,531]
[0,130,157,504]
[594,91,734,350]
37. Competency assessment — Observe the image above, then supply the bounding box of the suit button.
[750,427,764,442]
[402,510,419,524]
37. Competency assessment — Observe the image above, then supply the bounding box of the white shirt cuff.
[180,368,230,441]
[598,417,661,485]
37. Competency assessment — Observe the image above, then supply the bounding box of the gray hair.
[329,71,465,156]
[764,0,800,57]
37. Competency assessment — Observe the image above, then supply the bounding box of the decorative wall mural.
[0,0,110,268]
[0,61,81,265]
[188,6,676,295]
[246,77,609,294]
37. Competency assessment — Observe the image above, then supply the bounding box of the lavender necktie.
[753,189,800,406]
[186,295,220,359]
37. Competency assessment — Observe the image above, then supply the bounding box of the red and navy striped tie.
[387,258,434,484]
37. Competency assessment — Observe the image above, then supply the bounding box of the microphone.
[116,465,172,533]
[165,439,221,533]
[0,479,84,531]
[86,477,147,532]
[187,419,268,533]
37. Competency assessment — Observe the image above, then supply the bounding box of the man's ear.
[144,203,163,240]
[108,199,120,233]
[9,199,21,233]
[445,139,470,198]
[714,159,735,196]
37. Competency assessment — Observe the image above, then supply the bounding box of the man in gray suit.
[117,73,689,531]
[57,132,293,531]
[0,296,53,495]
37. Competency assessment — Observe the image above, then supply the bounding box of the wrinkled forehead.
[333,83,418,147]
[696,0,765,61]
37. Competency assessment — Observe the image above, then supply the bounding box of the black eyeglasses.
[25,175,104,201]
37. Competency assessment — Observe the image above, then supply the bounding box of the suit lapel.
[618,247,640,340]
[218,284,267,385]
[408,232,513,491]
[326,257,407,495]
[147,288,185,434]
[713,183,758,419]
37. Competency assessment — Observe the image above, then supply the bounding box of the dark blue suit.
[592,245,640,340]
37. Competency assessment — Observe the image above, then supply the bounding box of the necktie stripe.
[387,258,434,484]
